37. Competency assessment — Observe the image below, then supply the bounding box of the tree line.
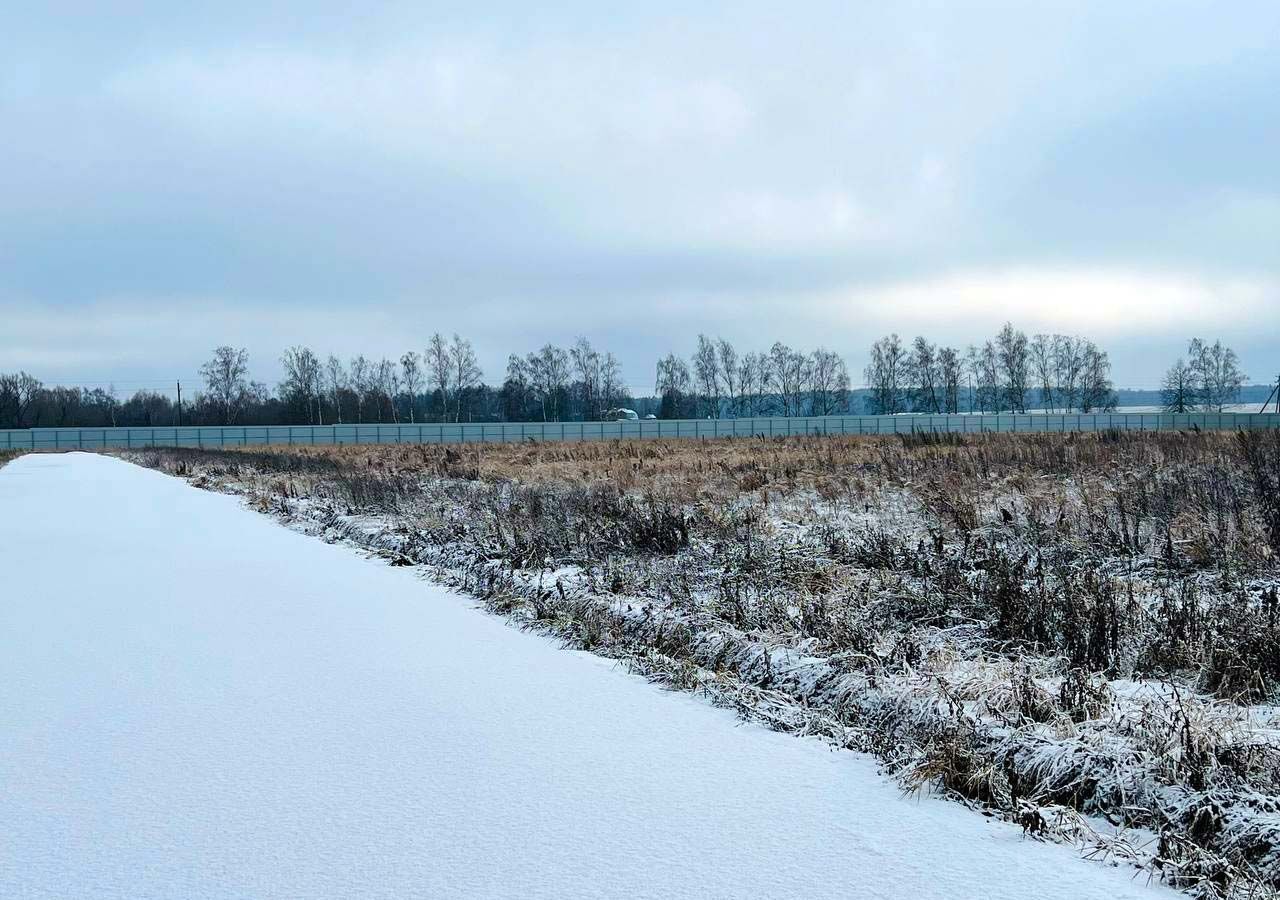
[654,337,852,419]
[0,328,1253,428]
[863,326,1119,414]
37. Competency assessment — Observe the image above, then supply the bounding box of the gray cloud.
[2,0,1277,391]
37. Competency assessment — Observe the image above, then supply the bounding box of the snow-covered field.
[0,452,1171,899]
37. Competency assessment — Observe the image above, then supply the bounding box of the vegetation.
[0,331,1249,429]
[864,326,1116,414]
[130,429,1280,898]
[1162,339,1250,414]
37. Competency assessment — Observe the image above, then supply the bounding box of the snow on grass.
[119,435,1280,897]
[0,452,1174,899]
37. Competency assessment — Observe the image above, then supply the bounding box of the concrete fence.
[4,412,1280,452]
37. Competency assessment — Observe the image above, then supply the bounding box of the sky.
[2,1,1277,396]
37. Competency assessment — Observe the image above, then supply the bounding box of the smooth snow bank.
[0,453,1168,899]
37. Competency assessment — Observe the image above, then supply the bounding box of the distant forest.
[0,327,1266,428]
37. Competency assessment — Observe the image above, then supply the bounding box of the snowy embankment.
[0,453,1168,899]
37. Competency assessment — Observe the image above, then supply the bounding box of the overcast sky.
[3,1,1277,395]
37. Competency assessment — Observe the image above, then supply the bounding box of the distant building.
[604,408,639,421]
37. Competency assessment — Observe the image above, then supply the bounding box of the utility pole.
[1259,375,1280,414]
[176,380,183,426]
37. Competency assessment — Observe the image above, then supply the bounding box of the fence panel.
[7,412,1280,451]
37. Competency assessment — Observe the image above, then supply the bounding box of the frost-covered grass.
[2,452,1177,899]
[128,429,1280,899]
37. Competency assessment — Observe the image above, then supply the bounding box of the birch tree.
[1054,336,1085,413]
[736,353,762,416]
[716,339,739,417]
[280,346,322,424]
[769,342,810,416]
[375,357,400,422]
[570,337,602,420]
[809,348,850,415]
[400,351,422,423]
[1188,338,1246,412]
[325,355,347,424]
[349,354,371,423]
[527,344,569,421]
[967,342,1001,413]
[655,353,692,418]
[692,334,722,417]
[600,352,625,413]
[425,334,451,422]
[864,334,907,415]
[908,337,941,413]
[1030,334,1056,411]
[996,323,1030,413]
[448,334,482,422]
[938,346,963,413]
[1078,341,1117,412]
[199,346,250,425]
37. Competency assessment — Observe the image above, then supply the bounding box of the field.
[2,452,1169,900]
[129,430,1280,898]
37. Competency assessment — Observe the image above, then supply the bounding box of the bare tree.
[570,337,602,421]
[45,385,81,427]
[280,346,322,424]
[753,352,774,414]
[716,339,739,417]
[502,354,532,421]
[375,357,400,422]
[349,354,372,423]
[736,353,761,416]
[864,334,907,415]
[1030,334,1056,411]
[655,353,692,418]
[692,334,722,417]
[938,346,962,413]
[199,346,250,425]
[1161,359,1196,413]
[769,342,811,416]
[1053,336,1086,413]
[809,348,850,415]
[400,351,422,423]
[448,335,482,422]
[1188,338,1246,412]
[0,372,43,428]
[995,322,1030,413]
[324,355,347,424]
[425,334,451,422]
[967,341,1001,412]
[251,380,273,406]
[600,352,625,413]
[908,337,941,413]
[1078,341,1117,412]
[0,375,15,428]
[527,343,570,421]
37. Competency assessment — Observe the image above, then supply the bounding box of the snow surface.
[0,453,1172,899]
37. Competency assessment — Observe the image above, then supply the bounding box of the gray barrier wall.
[4,413,1280,451]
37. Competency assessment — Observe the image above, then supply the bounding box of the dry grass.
[127,429,1280,899]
